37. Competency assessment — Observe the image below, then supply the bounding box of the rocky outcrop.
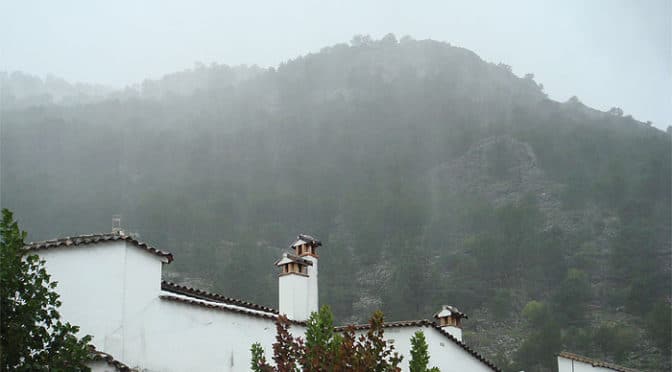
[428,135,577,233]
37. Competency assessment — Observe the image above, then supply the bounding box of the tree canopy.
[251,306,402,372]
[0,208,92,371]
[409,331,440,372]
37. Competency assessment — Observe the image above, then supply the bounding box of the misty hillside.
[1,71,114,108]
[2,35,670,371]
[1,63,264,108]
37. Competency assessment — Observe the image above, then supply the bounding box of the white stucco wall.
[424,327,494,372]
[40,241,495,371]
[352,326,494,372]
[122,297,291,371]
[39,242,129,358]
[557,356,619,372]
[444,325,462,341]
[40,242,165,360]
[39,241,298,371]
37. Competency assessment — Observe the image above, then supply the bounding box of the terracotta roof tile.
[24,232,173,263]
[275,253,314,267]
[161,280,279,314]
[434,305,468,319]
[89,346,136,371]
[159,294,306,326]
[291,234,322,248]
[335,320,501,371]
[558,352,640,372]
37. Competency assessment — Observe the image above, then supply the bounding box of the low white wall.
[424,327,494,372]
[558,356,618,372]
[121,297,290,371]
[352,326,493,372]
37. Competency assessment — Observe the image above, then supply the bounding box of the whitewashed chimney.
[276,233,321,321]
[290,234,321,314]
[434,305,467,342]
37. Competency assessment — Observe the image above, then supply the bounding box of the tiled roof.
[89,346,136,371]
[161,280,279,314]
[334,319,433,331]
[558,352,640,372]
[24,232,174,263]
[434,305,468,319]
[335,320,501,372]
[291,233,322,247]
[275,253,314,267]
[159,293,306,326]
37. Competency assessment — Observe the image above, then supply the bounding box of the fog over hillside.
[1,0,669,128]
[1,34,670,371]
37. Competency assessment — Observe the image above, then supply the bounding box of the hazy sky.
[1,0,670,128]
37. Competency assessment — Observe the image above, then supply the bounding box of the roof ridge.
[24,232,173,263]
[159,294,305,326]
[26,231,122,245]
[334,319,432,330]
[89,345,136,371]
[161,281,279,314]
[557,351,640,372]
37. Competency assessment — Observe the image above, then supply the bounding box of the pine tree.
[0,208,92,371]
[302,305,341,371]
[409,331,440,372]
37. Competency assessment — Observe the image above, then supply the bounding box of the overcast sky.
[1,0,670,128]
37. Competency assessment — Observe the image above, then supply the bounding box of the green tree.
[409,331,440,372]
[0,208,92,371]
[251,342,270,372]
[514,301,561,371]
[302,306,342,371]
[251,309,402,372]
[592,323,636,363]
[551,268,591,325]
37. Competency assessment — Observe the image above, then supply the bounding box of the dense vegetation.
[0,209,92,371]
[2,35,669,371]
[251,306,403,372]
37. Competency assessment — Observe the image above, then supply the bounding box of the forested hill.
[2,35,670,371]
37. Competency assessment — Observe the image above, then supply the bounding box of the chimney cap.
[112,215,123,233]
[290,234,322,248]
[275,253,314,267]
[434,305,468,320]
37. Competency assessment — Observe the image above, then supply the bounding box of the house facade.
[557,352,640,372]
[26,231,500,371]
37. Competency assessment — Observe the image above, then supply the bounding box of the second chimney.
[434,305,467,342]
[276,234,322,321]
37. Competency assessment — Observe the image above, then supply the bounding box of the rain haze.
[1,1,671,372]
[1,0,670,127]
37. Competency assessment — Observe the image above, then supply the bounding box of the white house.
[557,352,640,372]
[26,231,500,371]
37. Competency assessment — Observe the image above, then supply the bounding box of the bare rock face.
[347,261,393,324]
[428,135,577,233]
